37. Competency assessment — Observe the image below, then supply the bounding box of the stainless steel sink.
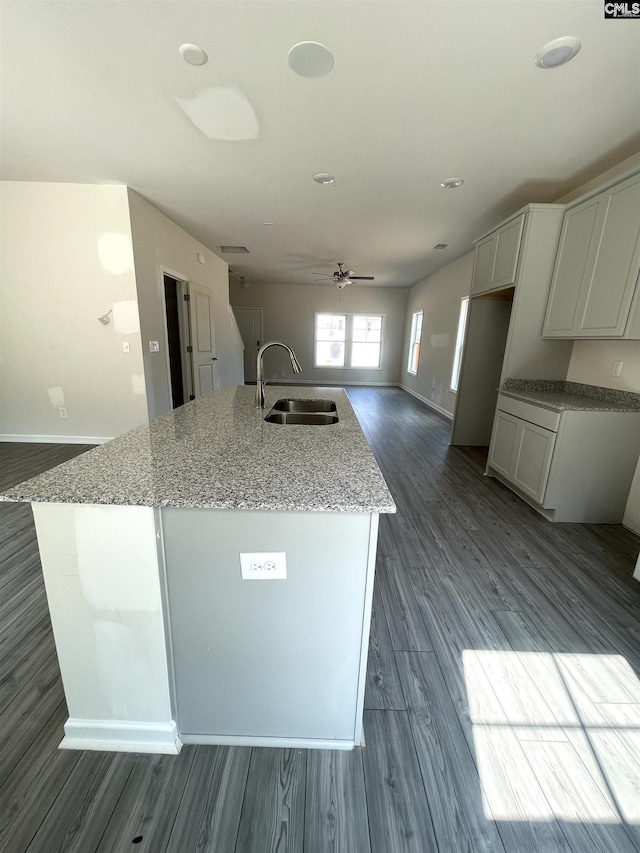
[264,411,339,425]
[271,398,337,414]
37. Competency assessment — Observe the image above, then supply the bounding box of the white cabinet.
[488,393,640,522]
[489,410,556,504]
[471,213,525,295]
[543,171,640,338]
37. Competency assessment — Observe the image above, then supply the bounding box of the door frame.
[232,306,264,383]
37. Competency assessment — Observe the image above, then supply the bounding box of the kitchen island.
[1,386,395,754]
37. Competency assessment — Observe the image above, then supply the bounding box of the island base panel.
[31,502,178,753]
[162,508,378,748]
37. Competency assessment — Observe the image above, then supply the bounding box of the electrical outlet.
[149,341,160,352]
[612,361,623,377]
[59,407,67,419]
[240,552,287,580]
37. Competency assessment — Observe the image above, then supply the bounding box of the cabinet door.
[489,410,556,504]
[470,233,495,295]
[578,174,640,336]
[511,421,556,504]
[492,214,525,289]
[470,214,525,296]
[543,197,600,336]
[488,411,519,479]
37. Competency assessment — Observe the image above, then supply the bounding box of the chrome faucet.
[256,341,302,407]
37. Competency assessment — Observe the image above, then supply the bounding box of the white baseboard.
[60,718,182,754]
[264,378,397,387]
[0,434,112,445]
[399,385,453,420]
[180,732,355,750]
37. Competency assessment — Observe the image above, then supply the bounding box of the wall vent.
[219,246,250,254]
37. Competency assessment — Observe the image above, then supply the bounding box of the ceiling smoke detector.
[535,36,581,69]
[440,178,464,189]
[179,43,208,66]
[288,42,334,78]
[313,173,335,185]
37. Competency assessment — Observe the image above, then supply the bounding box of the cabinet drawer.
[496,394,560,432]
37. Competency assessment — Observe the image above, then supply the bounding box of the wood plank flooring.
[1,390,640,852]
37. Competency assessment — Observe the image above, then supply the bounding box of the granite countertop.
[0,386,396,514]
[500,379,640,413]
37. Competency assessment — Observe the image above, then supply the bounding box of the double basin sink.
[264,398,338,425]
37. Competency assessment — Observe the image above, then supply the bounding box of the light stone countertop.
[500,379,640,413]
[0,385,396,514]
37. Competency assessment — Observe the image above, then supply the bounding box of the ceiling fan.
[314,262,375,289]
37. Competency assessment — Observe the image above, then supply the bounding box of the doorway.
[163,274,220,408]
[232,307,263,383]
[163,274,188,408]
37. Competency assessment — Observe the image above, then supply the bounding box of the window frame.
[450,296,469,393]
[407,310,423,376]
[313,311,384,370]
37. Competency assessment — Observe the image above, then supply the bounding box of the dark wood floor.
[2,388,640,853]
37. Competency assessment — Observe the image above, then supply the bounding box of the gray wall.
[401,252,474,417]
[0,182,149,441]
[231,280,407,386]
[128,190,244,420]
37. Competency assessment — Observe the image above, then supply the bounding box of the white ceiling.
[2,1,639,289]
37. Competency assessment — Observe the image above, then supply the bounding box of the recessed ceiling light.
[440,178,464,189]
[288,42,334,77]
[218,246,250,254]
[534,36,581,69]
[434,243,448,250]
[313,173,335,185]
[179,43,208,66]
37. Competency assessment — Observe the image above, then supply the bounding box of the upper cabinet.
[470,213,525,295]
[543,171,640,339]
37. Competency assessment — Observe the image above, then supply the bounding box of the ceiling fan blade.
[350,276,374,280]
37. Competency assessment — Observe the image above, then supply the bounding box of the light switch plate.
[149,341,160,352]
[240,552,287,580]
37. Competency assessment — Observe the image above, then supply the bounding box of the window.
[407,310,423,375]
[450,296,469,392]
[314,313,383,369]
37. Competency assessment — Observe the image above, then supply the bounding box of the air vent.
[219,246,250,254]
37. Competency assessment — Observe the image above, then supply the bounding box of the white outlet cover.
[240,552,287,580]
[149,341,160,352]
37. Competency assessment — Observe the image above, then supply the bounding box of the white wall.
[0,182,148,441]
[127,190,243,420]
[230,280,407,386]
[567,340,640,393]
[400,252,474,417]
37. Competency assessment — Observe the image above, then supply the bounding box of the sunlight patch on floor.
[463,650,640,824]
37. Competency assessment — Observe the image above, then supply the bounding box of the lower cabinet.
[489,411,556,504]
[488,394,640,522]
